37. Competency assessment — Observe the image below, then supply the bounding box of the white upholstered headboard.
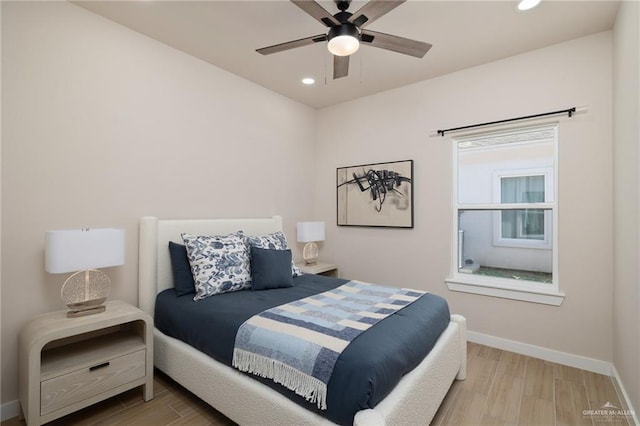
[138,216,283,317]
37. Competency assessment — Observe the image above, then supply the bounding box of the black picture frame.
[336,160,414,228]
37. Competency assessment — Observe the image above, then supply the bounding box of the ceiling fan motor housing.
[335,0,351,12]
[328,23,359,42]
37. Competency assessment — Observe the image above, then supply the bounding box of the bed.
[138,215,466,426]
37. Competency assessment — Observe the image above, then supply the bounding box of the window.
[492,169,552,248]
[501,175,544,238]
[446,124,564,306]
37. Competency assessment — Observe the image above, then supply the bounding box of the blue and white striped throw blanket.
[232,281,426,410]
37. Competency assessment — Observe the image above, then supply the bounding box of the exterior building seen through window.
[447,123,563,305]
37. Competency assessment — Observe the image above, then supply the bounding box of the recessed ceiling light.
[517,0,541,11]
[302,78,315,85]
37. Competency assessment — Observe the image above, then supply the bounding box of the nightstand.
[19,300,153,425]
[296,262,339,278]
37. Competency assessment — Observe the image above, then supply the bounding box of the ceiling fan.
[257,0,432,80]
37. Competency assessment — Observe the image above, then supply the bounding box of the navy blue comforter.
[155,274,450,425]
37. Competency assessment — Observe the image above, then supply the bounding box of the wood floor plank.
[94,390,182,426]
[523,357,554,402]
[479,413,512,426]
[167,391,203,417]
[116,387,147,409]
[482,372,524,423]
[518,395,555,426]
[165,409,214,426]
[583,371,631,426]
[555,378,593,426]
[460,354,500,394]
[554,363,585,385]
[583,370,623,408]
[190,401,236,426]
[152,371,174,396]
[496,350,526,378]
[476,344,503,362]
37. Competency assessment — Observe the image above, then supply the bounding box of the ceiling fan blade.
[334,55,349,79]
[291,0,340,27]
[257,34,327,55]
[361,29,432,58]
[349,0,405,28]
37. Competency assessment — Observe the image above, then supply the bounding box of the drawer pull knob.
[89,362,110,372]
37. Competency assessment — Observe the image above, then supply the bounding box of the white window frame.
[492,168,553,249]
[446,124,564,306]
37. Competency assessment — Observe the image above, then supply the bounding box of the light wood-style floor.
[3,342,631,426]
[431,342,630,426]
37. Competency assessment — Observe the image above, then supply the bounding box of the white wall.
[315,32,613,362]
[612,0,640,415]
[1,1,316,406]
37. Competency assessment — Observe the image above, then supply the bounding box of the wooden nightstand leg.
[143,381,153,401]
[143,324,154,401]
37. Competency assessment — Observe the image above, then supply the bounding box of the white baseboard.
[611,364,639,426]
[467,330,612,375]
[1,400,20,422]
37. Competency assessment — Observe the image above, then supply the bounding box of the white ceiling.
[75,0,620,109]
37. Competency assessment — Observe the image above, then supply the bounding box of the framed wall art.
[336,160,413,228]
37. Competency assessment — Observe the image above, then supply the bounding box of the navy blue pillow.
[168,241,196,297]
[250,247,294,291]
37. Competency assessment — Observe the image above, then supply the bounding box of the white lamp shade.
[296,222,325,243]
[45,228,125,273]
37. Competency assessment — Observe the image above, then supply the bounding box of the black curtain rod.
[437,107,576,137]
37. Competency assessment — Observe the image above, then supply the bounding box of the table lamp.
[45,228,125,317]
[296,222,325,265]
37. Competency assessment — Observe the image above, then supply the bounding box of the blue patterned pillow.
[181,232,251,300]
[245,231,302,277]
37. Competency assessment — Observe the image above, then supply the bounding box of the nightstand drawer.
[41,349,145,415]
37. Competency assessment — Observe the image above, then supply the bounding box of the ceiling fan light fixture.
[328,35,359,56]
[327,24,360,56]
